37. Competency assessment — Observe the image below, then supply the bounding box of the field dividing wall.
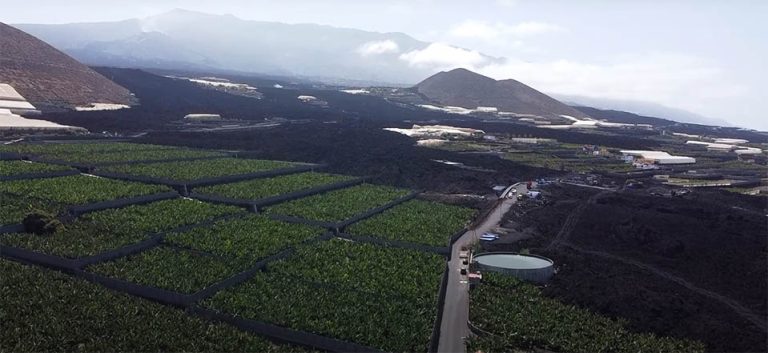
[188,176,370,212]
[0,170,81,181]
[336,191,420,231]
[92,164,324,195]
[336,233,450,257]
[0,152,22,161]
[0,224,24,233]
[429,265,450,353]
[189,306,383,353]
[66,191,180,217]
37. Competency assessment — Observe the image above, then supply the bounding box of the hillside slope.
[414,68,591,119]
[0,22,133,111]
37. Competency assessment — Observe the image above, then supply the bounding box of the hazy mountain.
[414,68,591,119]
[14,9,499,85]
[554,94,732,127]
[0,22,133,111]
[571,106,676,127]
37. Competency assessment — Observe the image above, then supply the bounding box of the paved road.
[437,183,528,353]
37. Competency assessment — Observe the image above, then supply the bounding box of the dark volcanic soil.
[137,121,553,195]
[485,185,767,352]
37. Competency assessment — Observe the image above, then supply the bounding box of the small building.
[475,106,498,113]
[714,138,748,144]
[510,137,555,144]
[686,140,736,152]
[297,95,317,102]
[492,185,507,196]
[527,191,541,199]
[384,125,484,139]
[184,113,223,121]
[735,147,763,155]
[416,139,447,146]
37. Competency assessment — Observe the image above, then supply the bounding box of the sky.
[2,0,766,130]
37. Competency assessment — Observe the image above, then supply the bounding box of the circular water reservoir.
[474,252,554,283]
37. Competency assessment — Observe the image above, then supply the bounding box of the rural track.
[562,243,768,332]
[547,187,767,331]
[545,190,608,251]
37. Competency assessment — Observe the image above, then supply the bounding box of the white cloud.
[449,20,564,40]
[398,43,490,69]
[356,40,400,56]
[496,0,518,8]
[449,21,500,40]
[471,53,747,120]
[507,21,564,36]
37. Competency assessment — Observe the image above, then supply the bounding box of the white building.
[0,84,39,115]
[734,147,763,155]
[184,113,223,121]
[297,95,317,102]
[620,150,696,165]
[384,125,484,138]
[686,140,736,151]
[510,137,555,144]
[714,138,748,144]
[0,83,85,132]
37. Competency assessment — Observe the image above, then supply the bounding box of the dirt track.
[489,184,767,352]
[563,243,767,332]
[546,186,766,332]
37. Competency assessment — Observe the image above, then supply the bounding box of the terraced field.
[0,175,171,226]
[1,198,241,258]
[38,148,227,164]
[0,259,301,352]
[266,183,411,222]
[0,193,63,226]
[347,199,475,247]
[206,239,445,352]
[0,175,171,205]
[0,142,176,155]
[165,214,322,266]
[195,172,354,201]
[1,141,479,352]
[103,158,297,181]
[0,160,73,176]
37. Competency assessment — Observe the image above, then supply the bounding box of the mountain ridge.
[414,68,591,119]
[14,10,499,84]
[0,22,133,111]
